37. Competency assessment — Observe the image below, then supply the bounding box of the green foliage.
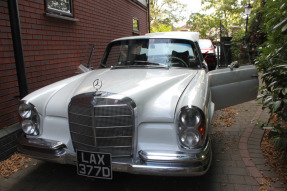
[231,29,245,62]
[255,0,287,151]
[201,0,246,27]
[149,0,185,32]
[188,13,218,40]
[151,23,172,33]
[188,0,262,39]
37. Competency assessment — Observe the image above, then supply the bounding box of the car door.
[208,65,259,110]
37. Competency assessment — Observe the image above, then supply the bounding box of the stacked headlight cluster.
[177,106,206,149]
[18,101,40,136]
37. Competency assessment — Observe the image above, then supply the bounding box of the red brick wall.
[0,0,148,129]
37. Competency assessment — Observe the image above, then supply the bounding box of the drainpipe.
[147,0,150,33]
[7,0,28,99]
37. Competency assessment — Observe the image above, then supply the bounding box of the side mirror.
[228,61,239,71]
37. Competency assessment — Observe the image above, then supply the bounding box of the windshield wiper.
[133,61,169,68]
[111,61,169,69]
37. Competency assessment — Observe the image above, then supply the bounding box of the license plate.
[76,150,112,179]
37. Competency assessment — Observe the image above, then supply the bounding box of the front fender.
[22,72,91,116]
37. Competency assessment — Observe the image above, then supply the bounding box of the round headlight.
[180,128,200,148]
[21,120,37,135]
[19,103,32,119]
[180,109,201,128]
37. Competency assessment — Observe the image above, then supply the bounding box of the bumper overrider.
[18,134,212,176]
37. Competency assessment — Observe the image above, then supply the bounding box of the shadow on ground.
[6,161,213,191]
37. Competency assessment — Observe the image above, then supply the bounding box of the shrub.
[255,0,287,151]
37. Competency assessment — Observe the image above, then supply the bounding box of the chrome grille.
[68,93,135,158]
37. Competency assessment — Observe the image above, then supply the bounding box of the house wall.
[0,0,148,130]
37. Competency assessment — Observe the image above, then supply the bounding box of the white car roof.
[112,32,200,42]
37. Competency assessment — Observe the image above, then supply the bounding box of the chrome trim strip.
[93,104,128,107]
[72,140,132,148]
[139,139,211,163]
[72,140,95,147]
[96,136,132,139]
[70,131,94,137]
[96,145,132,148]
[69,122,92,128]
[93,115,133,118]
[18,134,65,150]
[95,125,133,129]
[69,112,92,117]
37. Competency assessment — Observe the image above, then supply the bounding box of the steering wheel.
[169,56,188,67]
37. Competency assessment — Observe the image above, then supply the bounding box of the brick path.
[0,100,285,191]
[202,100,285,191]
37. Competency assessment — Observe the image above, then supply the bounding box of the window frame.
[44,0,74,17]
[133,17,139,34]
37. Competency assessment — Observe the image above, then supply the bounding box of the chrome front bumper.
[18,134,212,176]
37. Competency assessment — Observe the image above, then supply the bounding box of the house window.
[45,0,73,17]
[133,17,139,34]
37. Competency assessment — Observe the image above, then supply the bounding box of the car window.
[199,40,213,49]
[102,39,201,69]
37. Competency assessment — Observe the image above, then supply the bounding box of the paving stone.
[236,160,246,168]
[244,176,259,186]
[233,184,253,191]
[213,153,232,160]
[227,175,246,184]
[248,148,263,154]
[242,157,255,167]
[220,183,235,191]
[208,174,228,183]
[249,153,264,159]
[208,166,223,174]
[251,158,266,165]
[223,167,248,176]
[213,160,235,167]
[247,144,261,150]
[200,183,221,191]
[247,167,263,178]
[231,154,243,161]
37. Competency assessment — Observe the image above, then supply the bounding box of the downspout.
[7,0,28,99]
[148,0,150,33]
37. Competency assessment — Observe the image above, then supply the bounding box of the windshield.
[101,39,201,69]
[199,40,213,49]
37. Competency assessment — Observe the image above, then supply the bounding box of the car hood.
[46,68,198,123]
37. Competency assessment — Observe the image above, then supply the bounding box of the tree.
[187,0,262,39]
[149,0,185,32]
[188,13,219,40]
[150,23,172,33]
